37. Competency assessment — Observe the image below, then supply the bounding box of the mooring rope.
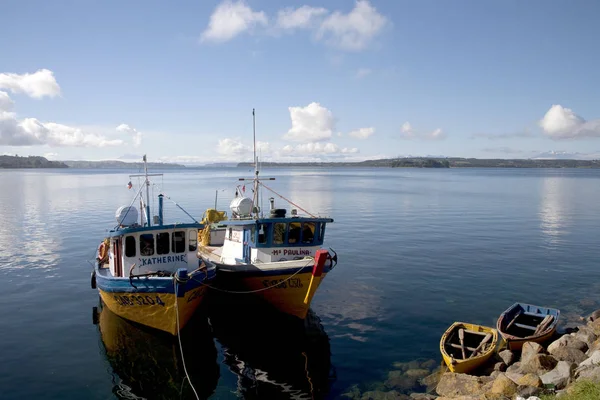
[173,279,200,400]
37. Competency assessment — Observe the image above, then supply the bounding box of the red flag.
[127,181,132,189]
[242,185,245,193]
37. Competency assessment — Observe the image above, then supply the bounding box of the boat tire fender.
[91,270,96,289]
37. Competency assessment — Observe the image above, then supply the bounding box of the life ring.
[98,239,109,263]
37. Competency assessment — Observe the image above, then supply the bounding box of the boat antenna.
[143,154,151,227]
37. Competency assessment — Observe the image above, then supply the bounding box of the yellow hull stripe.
[99,286,207,335]
[238,272,327,319]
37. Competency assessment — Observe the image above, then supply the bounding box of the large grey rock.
[516,373,543,388]
[506,362,522,374]
[494,362,507,372]
[498,350,515,366]
[522,342,544,361]
[515,384,542,398]
[420,369,443,393]
[572,327,598,346]
[548,335,588,353]
[550,346,587,364]
[385,371,420,392]
[578,349,600,368]
[520,354,558,374]
[576,365,600,382]
[505,371,525,384]
[488,373,518,397]
[436,373,484,398]
[540,361,575,390]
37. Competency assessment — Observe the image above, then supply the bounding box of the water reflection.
[209,298,334,399]
[95,302,219,399]
[539,176,571,244]
[286,172,334,217]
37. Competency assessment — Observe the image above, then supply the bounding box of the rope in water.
[190,258,315,294]
[173,279,200,400]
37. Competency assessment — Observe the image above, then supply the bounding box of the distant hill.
[238,157,600,168]
[0,155,68,169]
[63,160,185,169]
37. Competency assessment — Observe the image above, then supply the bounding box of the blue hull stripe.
[95,267,214,294]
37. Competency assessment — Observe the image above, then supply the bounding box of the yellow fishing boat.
[440,322,498,373]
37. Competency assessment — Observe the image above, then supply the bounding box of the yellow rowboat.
[440,322,498,374]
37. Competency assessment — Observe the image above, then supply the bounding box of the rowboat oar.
[506,311,522,330]
[532,315,554,336]
[458,329,466,359]
[468,333,492,359]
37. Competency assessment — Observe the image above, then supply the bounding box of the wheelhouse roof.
[107,222,204,238]
[215,217,334,227]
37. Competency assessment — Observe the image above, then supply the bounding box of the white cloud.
[0,69,61,99]
[399,121,446,140]
[539,105,600,139]
[317,0,388,51]
[0,89,135,147]
[276,6,328,31]
[284,102,335,142]
[43,152,59,159]
[282,142,358,155]
[116,123,142,147]
[217,138,249,155]
[200,0,268,43]
[355,68,372,79]
[348,127,375,139]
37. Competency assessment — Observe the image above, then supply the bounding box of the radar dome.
[230,197,253,217]
[115,206,139,227]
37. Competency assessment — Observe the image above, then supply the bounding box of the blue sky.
[1,0,600,163]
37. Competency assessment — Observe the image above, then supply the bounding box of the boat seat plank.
[523,311,545,318]
[448,343,479,352]
[514,323,537,331]
[464,330,487,336]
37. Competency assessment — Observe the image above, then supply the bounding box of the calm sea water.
[1,167,600,399]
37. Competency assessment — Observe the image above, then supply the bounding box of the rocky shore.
[342,310,600,400]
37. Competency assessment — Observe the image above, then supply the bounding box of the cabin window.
[318,223,326,241]
[172,231,185,254]
[188,230,197,251]
[157,232,170,255]
[273,223,286,245]
[257,223,268,244]
[288,222,301,244]
[125,236,136,257]
[140,234,154,256]
[302,222,315,244]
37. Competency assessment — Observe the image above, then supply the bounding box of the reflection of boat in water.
[95,302,219,400]
[209,299,335,399]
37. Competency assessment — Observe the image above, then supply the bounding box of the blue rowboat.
[91,155,215,335]
[496,302,560,350]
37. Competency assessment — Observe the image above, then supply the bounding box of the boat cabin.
[215,217,333,265]
[105,224,202,277]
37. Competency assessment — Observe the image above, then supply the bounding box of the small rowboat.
[497,302,560,351]
[440,322,498,373]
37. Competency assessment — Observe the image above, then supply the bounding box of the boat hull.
[209,261,330,319]
[440,322,498,374]
[95,267,213,335]
[497,303,560,351]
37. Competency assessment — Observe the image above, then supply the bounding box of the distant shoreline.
[3,155,600,169]
[239,158,600,169]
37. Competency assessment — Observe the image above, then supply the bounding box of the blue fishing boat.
[91,156,215,335]
[496,302,560,350]
[198,110,338,319]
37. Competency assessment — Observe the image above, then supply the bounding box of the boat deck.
[199,245,223,263]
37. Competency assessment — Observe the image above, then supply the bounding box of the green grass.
[540,380,600,400]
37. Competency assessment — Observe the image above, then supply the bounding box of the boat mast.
[143,154,151,227]
[252,109,260,219]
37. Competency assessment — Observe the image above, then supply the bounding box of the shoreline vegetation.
[3,155,600,169]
